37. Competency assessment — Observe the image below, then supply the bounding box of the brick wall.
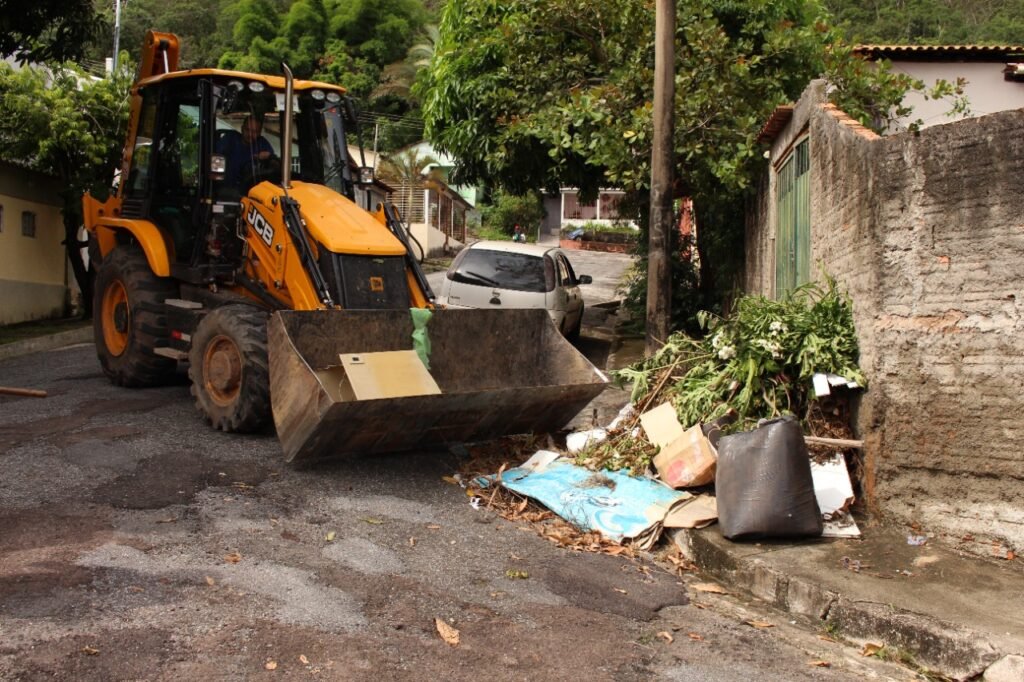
[747,83,1024,553]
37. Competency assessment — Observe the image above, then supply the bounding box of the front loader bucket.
[267,308,609,463]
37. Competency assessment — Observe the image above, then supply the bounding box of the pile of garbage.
[469,279,866,550]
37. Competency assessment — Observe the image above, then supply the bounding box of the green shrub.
[480,190,545,237]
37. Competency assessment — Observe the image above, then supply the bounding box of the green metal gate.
[775,139,810,296]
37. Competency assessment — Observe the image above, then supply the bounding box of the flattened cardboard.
[339,351,441,400]
[663,495,718,529]
[639,402,685,448]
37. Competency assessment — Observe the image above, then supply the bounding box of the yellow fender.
[83,192,172,276]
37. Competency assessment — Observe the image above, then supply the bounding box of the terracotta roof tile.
[756,105,794,144]
[854,44,1024,60]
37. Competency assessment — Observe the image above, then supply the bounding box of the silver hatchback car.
[436,241,592,339]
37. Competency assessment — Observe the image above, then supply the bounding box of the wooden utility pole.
[647,0,675,354]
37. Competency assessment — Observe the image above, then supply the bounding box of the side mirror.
[578,275,593,285]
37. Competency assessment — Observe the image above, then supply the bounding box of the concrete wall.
[888,60,1024,131]
[409,222,464,259]
[748,83,1024,553]
[0,163,69,325]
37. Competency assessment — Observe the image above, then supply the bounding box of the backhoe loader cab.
[83,31,607,462]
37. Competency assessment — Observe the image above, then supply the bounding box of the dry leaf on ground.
[81,646,99,656]
[613,588,628,594]
[224,552,242,564]
[264,660,277,670]
[687,633,704,641]
[204,576,215,586]
[325,531,336,542]
[691,582,728,594]
[745,620,774,629]
[656,631,674,644]
[299,655,309,665]
[808,660,831,667]
[435,618,460,646]
[818,634,837,643]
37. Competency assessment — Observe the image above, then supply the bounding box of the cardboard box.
[653,423,717,488]
[640,402,717,488]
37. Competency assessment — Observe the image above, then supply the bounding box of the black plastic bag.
[715,416,823,541]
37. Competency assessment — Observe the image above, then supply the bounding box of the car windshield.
[452,250,548,293]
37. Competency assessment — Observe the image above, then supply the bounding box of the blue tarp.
[495,457,690,546]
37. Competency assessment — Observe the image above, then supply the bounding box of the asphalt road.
[0,257,906,680]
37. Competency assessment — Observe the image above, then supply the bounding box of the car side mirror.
[578,275,592,285]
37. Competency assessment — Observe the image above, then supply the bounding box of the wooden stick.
[0,386,48,398]
[804,435,863,449]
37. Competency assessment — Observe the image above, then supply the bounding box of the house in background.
[746,78,1024,557]
[379,142,474,258]
[540,188,635,237]
[0,161,73,325]
[346,146,395,213]
[854,44,1024,132]
[389,179,471,258]
[400,140,479,207]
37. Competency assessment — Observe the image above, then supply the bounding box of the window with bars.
[21,211,36,238]
[599,193,623,220]
[562,192,597,220]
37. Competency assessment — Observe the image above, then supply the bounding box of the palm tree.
[377,147,439,225]
[371,25,439,102]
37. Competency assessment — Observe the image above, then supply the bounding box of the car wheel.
[566,305,584,342]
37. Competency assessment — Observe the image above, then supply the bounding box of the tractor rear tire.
[188,305,271,433]
[93,245,177,387]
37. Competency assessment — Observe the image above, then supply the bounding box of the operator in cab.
[217,115,276,191]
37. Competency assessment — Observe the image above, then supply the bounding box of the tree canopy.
[420,0,832,201]
[824,0,1024,44]
[0,61,134,311]
[0,0,100,63]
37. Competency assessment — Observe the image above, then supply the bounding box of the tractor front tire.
[188,305,271,433]
[93,245,177,387]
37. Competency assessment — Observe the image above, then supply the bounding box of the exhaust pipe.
[281,62,293,189]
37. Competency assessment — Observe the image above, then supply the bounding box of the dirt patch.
[0,509,113,554]
[0,398,164,451]
[91,452,269,510]
[2,627,178,681]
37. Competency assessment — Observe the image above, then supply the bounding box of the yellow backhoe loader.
[83,32,607,463]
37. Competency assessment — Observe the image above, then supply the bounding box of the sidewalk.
[673,521,1024,681]
[0,322,92,362]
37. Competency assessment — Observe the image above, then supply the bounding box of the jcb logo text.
[246,206,274,247]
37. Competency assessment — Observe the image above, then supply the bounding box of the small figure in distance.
[513,223,526,242]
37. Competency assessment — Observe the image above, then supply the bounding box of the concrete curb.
[0,326,93,362]
[672,527,1004,681]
